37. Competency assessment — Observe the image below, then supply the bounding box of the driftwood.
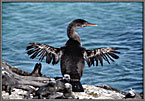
[2,61,143,99]
[2,61,51,95]
[2,61,74,99]
[2,62,50,85]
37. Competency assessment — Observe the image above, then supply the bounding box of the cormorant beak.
[85,23,98,27]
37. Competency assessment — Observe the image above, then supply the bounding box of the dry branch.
[2,61,50,91]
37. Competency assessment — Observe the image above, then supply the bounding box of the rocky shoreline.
[2,61,143,99]
[2,85,125,99]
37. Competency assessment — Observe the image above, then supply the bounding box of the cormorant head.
[67,19,98,43]
[70,19,98,29]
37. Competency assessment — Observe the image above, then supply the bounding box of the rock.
[124,88,142,99]
[73,85,125,99]
[63,83,75,99]
[34,78,57,99]
[3,83,142,99]
[48,92,64,99]
[2,88,28,99]
[2,61,142,99]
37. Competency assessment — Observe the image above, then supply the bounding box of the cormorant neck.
[67,24,81,43]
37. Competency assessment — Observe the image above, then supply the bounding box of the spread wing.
[84,47,120,67]
[26,43,63,65]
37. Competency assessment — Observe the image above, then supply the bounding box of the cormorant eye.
[77,24,81,26]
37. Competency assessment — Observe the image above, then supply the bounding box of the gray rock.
[73,85,125,99]
[2,61,142,99]
[63,83,75,99]
[124,88,142,99]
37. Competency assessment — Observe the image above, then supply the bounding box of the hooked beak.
[85,23,98,27]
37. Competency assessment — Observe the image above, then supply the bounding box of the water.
[2,2,143,93]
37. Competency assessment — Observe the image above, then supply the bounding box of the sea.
[2,2,143,93]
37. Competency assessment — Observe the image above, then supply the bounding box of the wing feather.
[39,50,46,61]
[100,51,110,64]
[106,53,115,62]
[108,52,119,59]
[46,53,52,64]
[95,58,98,66]
[84,47,120,67]
[30,49,42,59]
[98,55,103,66]
[26,43,63,65]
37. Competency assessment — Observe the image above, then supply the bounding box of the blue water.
[2,2,143,93]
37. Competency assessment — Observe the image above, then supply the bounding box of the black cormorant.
[26,19,120,92]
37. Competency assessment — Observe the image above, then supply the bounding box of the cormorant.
[26,19,120,92]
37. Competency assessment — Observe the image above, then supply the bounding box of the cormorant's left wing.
[26,43,63,65]
[84,47,120,67]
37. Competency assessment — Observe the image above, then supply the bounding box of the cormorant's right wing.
[26,43,63,65]
[84,47,120,67]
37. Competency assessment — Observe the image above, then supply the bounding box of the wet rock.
[124,88,142,99]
